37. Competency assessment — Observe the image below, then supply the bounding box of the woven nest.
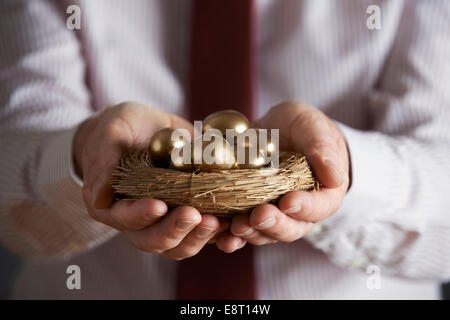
[112,150,319,217]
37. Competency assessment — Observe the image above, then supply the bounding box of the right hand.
[74,102,233,260]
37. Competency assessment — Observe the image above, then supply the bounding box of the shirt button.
[69,241,81,251]
[348,257,365,269]
[309,224,324,235]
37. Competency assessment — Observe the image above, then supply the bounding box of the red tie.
[176,0,256,299]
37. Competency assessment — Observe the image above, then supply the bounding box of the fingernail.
[150,201,168,218]
[231,238,247,252]
[144,210,165,221]
[284,203,302,215]
[195,226,215,238]
[144,204,166,221]
[234,227,255,237]
[324,159,344,185]
[176,220,195,231]
[254,217,276,230]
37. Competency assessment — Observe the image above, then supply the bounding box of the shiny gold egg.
[149,128,188,168]
[169,145,193,172]
[191,134,236,171]
[236,146,267,169]
[234,129,278,169]
[202,110,250,139]
[235,129,277,155]
[170,159,193,172]
[257,129,277,156]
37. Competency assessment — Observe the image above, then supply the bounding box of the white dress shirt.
[0,0,449,299]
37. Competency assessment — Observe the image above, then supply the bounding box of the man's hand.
[74,102,229,260]
[217,101,350,249]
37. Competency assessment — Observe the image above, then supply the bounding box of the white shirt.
[0,0,449,299]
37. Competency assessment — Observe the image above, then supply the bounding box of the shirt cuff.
[36,125,118,256]
[335,123,400,210]
[305,123,402,269]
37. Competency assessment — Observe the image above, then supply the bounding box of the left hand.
[215,101,350,252]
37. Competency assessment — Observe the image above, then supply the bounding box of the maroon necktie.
[176,0,256,299]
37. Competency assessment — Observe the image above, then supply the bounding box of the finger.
[288,113,343,188]
[125,206,201,253]
[215,231,247,253]
[82,103,195,211]
[168,113,195,140]
[253,102,345,188]
[230,214,276,245]
[207,218,230,244]
[85,197,168,230]
[87,198,168,230]
[163,214,220,260]
[105,102,195,144]
[82,117,134,210]
[249,204,314,242]
[278,188,345,222]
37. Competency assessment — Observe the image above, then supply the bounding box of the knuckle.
[302,197,317,222]
[163,253,185,261]
[114,209,132,230]
[104,118,127,137]
[307,139,337,157]
[139,239,164,253]
[180,245,200,258]
[293,108,324,128]
[159,235,179,250]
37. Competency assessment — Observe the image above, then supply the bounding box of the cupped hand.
[74,102,229,260]
[216,101,350,250]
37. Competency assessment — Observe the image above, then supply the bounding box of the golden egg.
[236,146,267,169]
[191,134,236,171]
[234,129,278,169]
[235,129,277,154]
[149,128,188,168]
[202,110,249,139]
[259,129,277,156]
[169,145,193,172]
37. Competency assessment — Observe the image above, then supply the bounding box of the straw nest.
[112,149,319,217]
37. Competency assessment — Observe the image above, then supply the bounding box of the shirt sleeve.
[0,0,117,261]
[305,0,450,281]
